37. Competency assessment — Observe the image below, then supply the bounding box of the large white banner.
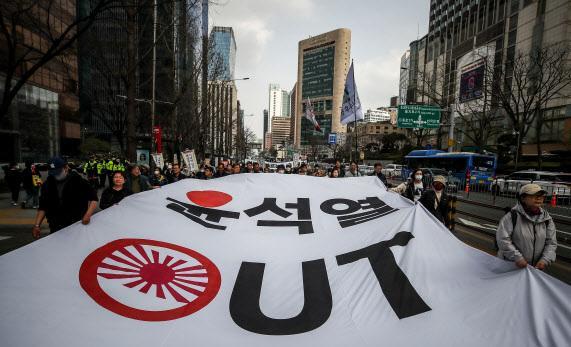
[1,175,570,346]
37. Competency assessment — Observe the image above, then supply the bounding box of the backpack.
[494,209,550,251]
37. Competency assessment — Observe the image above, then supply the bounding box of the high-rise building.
[0,1,79,162]
[364,109,391,123]
[262,109,269,149]
[271,116,291,149]
[294,28,351,148]
[268,84,282,120]
[281,90,291,117]
[210,26,236,81]
[399,50,410,105]
[289,83,297,142]
[79,0,207,154]
[412,0,571,153]
[268,83,291,120]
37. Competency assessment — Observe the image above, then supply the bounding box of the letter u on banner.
[230,259,332,335]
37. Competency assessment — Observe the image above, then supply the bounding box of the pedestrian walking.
[21,162,40,209]
[99,171,132,210]
[419,175,450,228]
[125,165,151,193]
[496,184,557,270]
[391,169,428,202]
[5,162,22,206]
[32,157,98,236]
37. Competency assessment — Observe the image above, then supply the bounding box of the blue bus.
[403,150,497,185]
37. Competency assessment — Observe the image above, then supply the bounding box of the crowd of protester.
[2,154,557,271]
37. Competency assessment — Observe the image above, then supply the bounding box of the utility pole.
[125,1,137,162]
[151,0,158,153]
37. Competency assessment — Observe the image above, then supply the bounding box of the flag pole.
[352,60,358,165]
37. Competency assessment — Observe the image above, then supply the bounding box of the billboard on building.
[459,59,485,103]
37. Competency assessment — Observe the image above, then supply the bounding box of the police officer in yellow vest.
[97,159,106,188]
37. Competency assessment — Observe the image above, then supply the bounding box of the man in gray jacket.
[496,184,557,270]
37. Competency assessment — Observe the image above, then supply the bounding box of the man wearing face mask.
[419,175,451,228]
[32,157,98,238]
[390,169,428,202]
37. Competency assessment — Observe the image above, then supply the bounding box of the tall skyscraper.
[262,109,269,150]
[294,28,351,147]
[210,26,236,81]
[268,84,282,119]
[281,90,291,117]
[289,83,297,143]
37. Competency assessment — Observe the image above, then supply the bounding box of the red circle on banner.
[79,239,221,322]
[187,190,232,207]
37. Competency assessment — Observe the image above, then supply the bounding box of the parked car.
[420,168,462,193]
[382,164,403,178]
[491,170,571,202]
[359,165,375,176]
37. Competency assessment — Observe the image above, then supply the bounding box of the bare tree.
[489,43,571,169]
[233,126,255,161]
[416,61,503,152]
[0,0,122,122]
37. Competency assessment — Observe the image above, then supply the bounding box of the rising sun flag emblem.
[79,238,221,321]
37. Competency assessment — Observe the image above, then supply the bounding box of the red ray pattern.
[96,245,208,303]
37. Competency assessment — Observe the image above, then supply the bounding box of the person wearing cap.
[32,157,99,237]
[496,183,557,270]
[419,175,451,228]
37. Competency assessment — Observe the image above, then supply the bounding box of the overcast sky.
[210,0,429,140]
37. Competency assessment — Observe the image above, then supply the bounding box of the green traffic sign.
[397,105,441,129]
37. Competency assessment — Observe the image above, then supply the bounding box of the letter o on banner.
[320,198,361,215]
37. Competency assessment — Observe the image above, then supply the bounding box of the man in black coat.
[370,162,389,187]
[419,175,451,228]
[32,157,98,236]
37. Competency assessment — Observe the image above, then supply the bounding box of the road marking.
[0,236,12,241]
[457,218,496,231]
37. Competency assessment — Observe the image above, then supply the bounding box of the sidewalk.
[0,190,49,256]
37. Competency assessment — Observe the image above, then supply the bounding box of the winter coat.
[419,189,450,227]
[99,187,132,209]
[391,180,428,202]
[496,202,557,266]
[369,172,388,186]
[345,170,361,177]
[39,171,98,230]
[125,174,151,193]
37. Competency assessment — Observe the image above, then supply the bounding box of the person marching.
[99,171,132,209]
[391,169,428,202]
[419,175,451,228]
[496,184,557,270]
[32,157,98,237]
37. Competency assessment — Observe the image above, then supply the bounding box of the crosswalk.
[0,236,13,242]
